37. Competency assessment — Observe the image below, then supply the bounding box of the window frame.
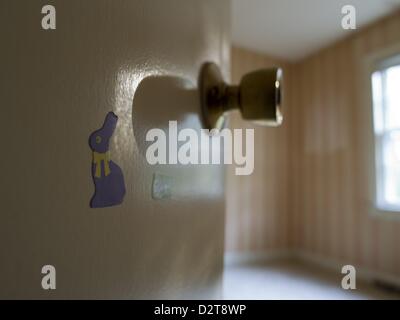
[363,43,400,219]
[372,65,400,212]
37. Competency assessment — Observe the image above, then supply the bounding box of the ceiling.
[232,0,400,61]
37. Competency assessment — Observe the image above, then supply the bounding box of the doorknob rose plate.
[199,62,283,130]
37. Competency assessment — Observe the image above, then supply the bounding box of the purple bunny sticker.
[89,112,126,208]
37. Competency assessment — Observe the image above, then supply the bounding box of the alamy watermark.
[41,265,56,290]
[145,121,254,176]
[342,5,357,30]
[41,5,56,30]
[40,4,357,31]
[341,265,356,290]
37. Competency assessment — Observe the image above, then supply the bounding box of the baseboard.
[224,249,400,289]
[294,250,400,289]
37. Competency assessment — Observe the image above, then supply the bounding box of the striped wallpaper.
[291,10,400,276]
[225,47,293,252]
[226,10,400,278]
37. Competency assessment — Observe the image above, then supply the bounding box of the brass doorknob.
[199,62,283,130]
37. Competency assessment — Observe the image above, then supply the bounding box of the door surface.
[0,0,230,299]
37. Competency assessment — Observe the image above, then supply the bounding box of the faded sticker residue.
[152,173,173,200]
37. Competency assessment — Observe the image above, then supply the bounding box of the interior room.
[224,0,400,299]
[1,0,400,301]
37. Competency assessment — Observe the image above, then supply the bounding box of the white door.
[0,0,230,299]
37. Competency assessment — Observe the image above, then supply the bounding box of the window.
[371,54,400,212]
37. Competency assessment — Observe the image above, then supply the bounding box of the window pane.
[382,131,400,206]
[384,66,400,130]
[372,62,400,211]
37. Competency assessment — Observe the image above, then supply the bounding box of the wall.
[225,47,293,253]
[228,11,400,278]
[0,0,230,299]
[290,10,400,276]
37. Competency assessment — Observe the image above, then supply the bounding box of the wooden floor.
[223,258,400,300]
